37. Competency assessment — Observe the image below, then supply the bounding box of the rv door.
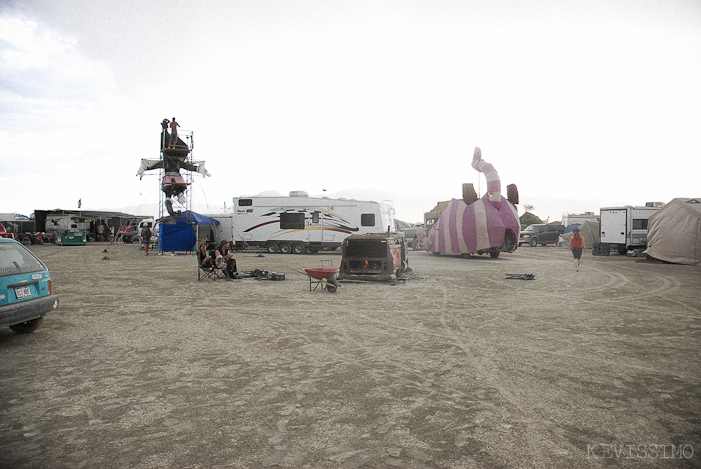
[308,210,323,244]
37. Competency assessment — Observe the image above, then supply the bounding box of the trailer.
[45,216,89,246]
[595,204,663,255]
[220,192,395,254]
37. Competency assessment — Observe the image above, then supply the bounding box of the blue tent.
[158,211,220,252]
[563,224,580,234]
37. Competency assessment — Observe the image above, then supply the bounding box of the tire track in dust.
[435,282,580,460]
[514,249,685,308]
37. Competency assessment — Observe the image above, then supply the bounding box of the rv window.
[632,219,648,230]
[280,212,305,230]
[361,214,375,227]
[312,211,320,224]
[238,199,253,207]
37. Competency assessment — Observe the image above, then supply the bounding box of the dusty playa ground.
[1,242,699,468]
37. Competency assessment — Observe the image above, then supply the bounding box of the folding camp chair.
[197,247,225,281]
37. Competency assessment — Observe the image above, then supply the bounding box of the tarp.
[645,198,701,266]
[560,220,600,249]
[158,211,219,252]
[159,224,197,252]
[164,211,220,226]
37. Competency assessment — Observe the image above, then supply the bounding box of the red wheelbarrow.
[294,266,340,293]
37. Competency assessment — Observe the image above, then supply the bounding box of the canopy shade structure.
[158,211,220,252]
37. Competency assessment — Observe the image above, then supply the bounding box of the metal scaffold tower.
[157,128,194,220]
[136,118,211,252]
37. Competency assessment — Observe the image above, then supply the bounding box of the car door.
[0,240,50,308]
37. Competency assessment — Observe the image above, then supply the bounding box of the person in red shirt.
[569,228,586,271]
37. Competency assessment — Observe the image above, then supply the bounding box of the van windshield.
[0,243,46,277]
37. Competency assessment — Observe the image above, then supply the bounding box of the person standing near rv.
[141,225,152,256]
[569,228,585,271]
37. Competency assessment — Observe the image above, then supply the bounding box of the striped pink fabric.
[425,148,519,254]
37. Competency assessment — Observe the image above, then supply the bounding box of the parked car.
[518,224,565,247]
[0,238,60,333]
[119,224,139,243]
[122,219,158,247]
[400,225,423,250]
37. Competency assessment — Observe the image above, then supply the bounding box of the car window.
[0,243,46,277]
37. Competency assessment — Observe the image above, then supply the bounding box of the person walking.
[141,225,152,256]
[569,228,585,271]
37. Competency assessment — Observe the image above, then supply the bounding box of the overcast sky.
[1,0,700,223]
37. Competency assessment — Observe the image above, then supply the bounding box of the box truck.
[595,204,663,255]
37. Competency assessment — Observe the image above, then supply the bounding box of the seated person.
[215,240,238,280]
[198,242,215,269]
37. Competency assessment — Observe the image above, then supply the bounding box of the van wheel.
[490,251,500,258]
[266,243,278,254]
[279,242,292,254]
[292,243,305,254]
[529,238,538,247]
[10,316,43,334]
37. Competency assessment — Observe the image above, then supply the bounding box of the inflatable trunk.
[424,147,520,258]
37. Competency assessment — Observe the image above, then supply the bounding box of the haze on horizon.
[1,1,700,223]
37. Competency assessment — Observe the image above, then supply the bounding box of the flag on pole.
[78,198,82,209]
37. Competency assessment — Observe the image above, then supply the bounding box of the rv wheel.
[279,242,292,254]
[266,243,278,254]
[593,243,610,256]
[292,243,305,254]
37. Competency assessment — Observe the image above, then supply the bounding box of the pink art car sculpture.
[421,147,520,258]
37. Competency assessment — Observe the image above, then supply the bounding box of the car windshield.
[0,243,46,277]
[524,225,542,232]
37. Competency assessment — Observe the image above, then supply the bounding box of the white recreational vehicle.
[217,192,395,254]
[595,203,663,255]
